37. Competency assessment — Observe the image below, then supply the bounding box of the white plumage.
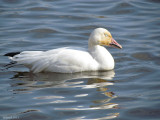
[6,28,122,73]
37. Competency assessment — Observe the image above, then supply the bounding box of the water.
[0,0,160,119]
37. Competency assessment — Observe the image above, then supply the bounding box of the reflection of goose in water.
[12,70,115,88]
[5,28,122,73]
[11,70,119,119]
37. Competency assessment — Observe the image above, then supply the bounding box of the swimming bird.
[4,28,122,73]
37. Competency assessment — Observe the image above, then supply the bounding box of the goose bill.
[109,38,122,49]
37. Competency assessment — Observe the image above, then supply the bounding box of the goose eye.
[104,34,108,37]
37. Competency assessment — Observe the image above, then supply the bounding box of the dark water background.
[0,0,160,120]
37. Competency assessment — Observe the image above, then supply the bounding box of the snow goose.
[4,28,122,73]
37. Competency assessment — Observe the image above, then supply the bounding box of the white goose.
[5,28,122,73]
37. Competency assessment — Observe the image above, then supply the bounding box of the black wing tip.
[4,52,21,57]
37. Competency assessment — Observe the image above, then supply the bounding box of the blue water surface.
[0,0,160,120]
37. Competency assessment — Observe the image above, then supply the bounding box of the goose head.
[89,28,122,49]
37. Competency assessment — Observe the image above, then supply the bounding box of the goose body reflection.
[11,70,119,119]
[5,28,122,73]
